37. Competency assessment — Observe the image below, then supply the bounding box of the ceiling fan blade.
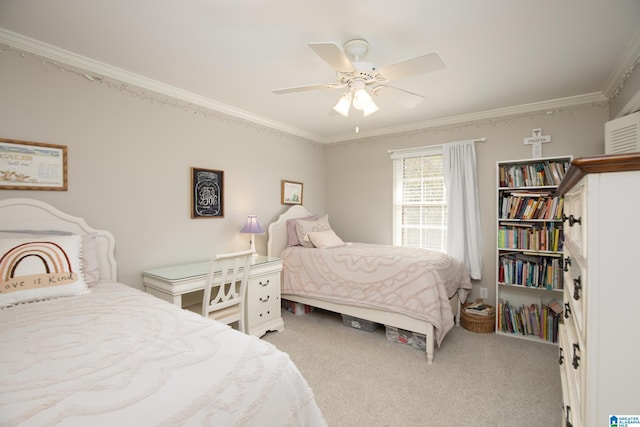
[308,42,356,73]
[273,83,342,95]
[377,52,445,81]
[373,85,425,108]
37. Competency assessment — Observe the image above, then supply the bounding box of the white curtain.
[443,140,482,279]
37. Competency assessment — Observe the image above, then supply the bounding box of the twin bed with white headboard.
[267,205,472,364]
[0,198,326,426]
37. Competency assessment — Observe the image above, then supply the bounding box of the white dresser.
[142,256,285,338]
[557,153,640,427]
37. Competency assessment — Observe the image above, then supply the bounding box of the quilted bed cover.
[281,243,473,345]
[0,282,326,427]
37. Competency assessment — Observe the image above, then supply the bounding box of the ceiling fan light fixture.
[352,88,373,111]
[333,93,352,117]
[363,101,379,117]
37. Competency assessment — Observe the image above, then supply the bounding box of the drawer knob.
[573,276,582,301]
[565,405,573,427]
[259,279,270,287]
[564,303,571,319]
[558,347,564,365]
[572,343,581,369]
[562,214,582,227]
[563,257,571,272]
[259,295,270,303]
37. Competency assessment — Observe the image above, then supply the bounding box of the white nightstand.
[142,256,284,337]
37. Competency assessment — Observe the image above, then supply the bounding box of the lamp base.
[250,235,259,256]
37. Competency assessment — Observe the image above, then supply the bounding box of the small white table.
[142,256,284,337]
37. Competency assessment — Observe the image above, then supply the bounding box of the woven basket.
[461,303,496,334]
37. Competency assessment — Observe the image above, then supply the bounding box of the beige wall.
[325,105,608,304]
[0,52,325,289]
[1,47,636,305]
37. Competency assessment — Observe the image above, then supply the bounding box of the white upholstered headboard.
[267,205,312,258]
[0,198,117,281]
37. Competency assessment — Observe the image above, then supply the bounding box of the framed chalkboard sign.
[191,167,224,218]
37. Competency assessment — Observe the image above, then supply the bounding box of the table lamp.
[240,215,263,256]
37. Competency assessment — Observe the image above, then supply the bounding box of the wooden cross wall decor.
[523,128,551,159]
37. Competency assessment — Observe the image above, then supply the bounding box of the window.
[391,146,447,252]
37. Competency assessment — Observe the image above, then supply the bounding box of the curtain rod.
[387,137,486,154]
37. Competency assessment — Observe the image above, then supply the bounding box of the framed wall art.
[0,138,68,191]
[191,167,224,218]
[281,180,303,205]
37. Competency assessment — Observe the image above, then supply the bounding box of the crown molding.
[0,28,321,142]
[0,28,613,145]
[603,28,640,100]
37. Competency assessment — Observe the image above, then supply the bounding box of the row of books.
[499,193,564,221]
[499,160,570,188]
[497,223,564,252]
[497,300,562,342]
[498,253,563,290]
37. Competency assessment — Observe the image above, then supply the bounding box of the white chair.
[201,249,254,333]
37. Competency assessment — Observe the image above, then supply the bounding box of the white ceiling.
[1,0,639,143]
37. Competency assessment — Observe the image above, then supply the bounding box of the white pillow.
[295,214,331,248]
[0,234,89,308]
[286,215,317,247]
[307,229,345,249]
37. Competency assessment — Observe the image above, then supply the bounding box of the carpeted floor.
[263,308,562,427]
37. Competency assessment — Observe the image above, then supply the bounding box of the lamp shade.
[333,93,352,117]
[363,100,379,117]
[352,88,373,110]
[240,215,264,234]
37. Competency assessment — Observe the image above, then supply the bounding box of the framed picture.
[191,167,224,218]
[281,180,303,205]
[0,138,68,191]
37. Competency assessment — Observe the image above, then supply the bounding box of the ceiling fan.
[273,38,445,118]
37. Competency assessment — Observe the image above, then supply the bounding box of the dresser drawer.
[563,252,586,342]
[563,182,585,258]
[558,324,582,427]
[559,323,582,427]
[247,273,281,327]
[559,320,584,422]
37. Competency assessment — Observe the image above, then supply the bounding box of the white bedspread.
[0,282,326,427]
[281,243,472,345]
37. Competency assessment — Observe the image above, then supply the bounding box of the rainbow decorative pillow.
[0,234,88,308]
[0,230,100,287]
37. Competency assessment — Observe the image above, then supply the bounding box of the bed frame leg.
[425,325,434,364]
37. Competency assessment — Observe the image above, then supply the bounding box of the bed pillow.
[307,229,345,249]
[0,230,100,287]
[0,234,89,308]
[286,215,317,247]
[295,214,332,248]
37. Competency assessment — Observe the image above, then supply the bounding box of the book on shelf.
[498,193,564,220]
[497,222,564,252]
[498,253,563,289]
[497,299,559,342]
[498,159,570,188]
[548,299,563,315]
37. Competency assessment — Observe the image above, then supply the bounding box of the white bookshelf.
[495,155,572,344]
